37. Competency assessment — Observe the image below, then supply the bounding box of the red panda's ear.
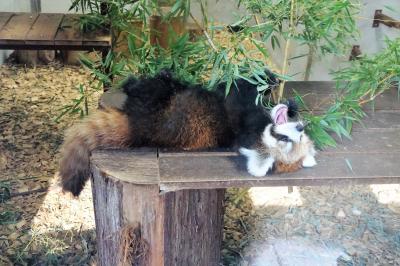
[286,99,298,118]
[271,104,288,125]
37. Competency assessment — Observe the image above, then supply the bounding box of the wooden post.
[91,150,225,266]
[30,0,41,13]
[150,4,187,49]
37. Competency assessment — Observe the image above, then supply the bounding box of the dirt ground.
[1,64,400,266]
[0,64,98,265]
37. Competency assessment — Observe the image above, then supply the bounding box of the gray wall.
[202,0,400,81]
[0,0,72,12]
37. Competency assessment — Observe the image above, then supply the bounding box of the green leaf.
[345,158,354,174]
[257,84,269,92]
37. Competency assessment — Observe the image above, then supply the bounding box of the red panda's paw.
[273,160,303,174]
[302,155,317,168]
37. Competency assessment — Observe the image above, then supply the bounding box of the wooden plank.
[91,149,159,184]
[83,28,111,48]
[0,13,13,31]
[353,110,400,130]
[284,81,400,111]
[158,152,400,191]
[54,14,83,46]
[157,129,400,155]
[25,13,64,45]
[325,128,400,153]
[92,126,400,191]
[157,128,400,190]
[90,108,400,190]
[0,13,39,44]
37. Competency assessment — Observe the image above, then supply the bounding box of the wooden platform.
[0,12,111,50]
[94,81,400,191]
[92,81,400,265]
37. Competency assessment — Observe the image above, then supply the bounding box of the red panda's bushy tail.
[59,108,131,196]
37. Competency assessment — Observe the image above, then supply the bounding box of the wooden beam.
[25,13,64,46]
[0,13,13,32]
[30,0,41,13]
[0,12,111,51]
[373,10,400,29]
[349,45,362,61]
[91,121,400,192]
[91,148,159,184]
[90,124,400,262]
[54,14,83,47]
[83,29,111,48]
[353,110,400,130]
[0,13,39,45]
[158,151,400,191]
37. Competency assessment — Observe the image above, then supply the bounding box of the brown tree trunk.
[91,163,225,266]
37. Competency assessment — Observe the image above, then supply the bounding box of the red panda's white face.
[261,123,305,154]
[267,103,304,151]
[273,122,305,143]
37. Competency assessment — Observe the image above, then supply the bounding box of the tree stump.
[91,149,225,266]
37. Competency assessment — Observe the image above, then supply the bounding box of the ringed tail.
[59,108,131,196]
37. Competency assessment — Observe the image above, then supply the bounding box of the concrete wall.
[41,0,73,13]
[202,0,400,81]
[0,0,72,12]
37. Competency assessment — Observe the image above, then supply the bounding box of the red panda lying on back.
[59,70,316,196]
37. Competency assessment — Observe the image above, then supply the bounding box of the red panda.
[59,70,315,197]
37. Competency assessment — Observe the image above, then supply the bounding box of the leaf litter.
[0,63,99,265]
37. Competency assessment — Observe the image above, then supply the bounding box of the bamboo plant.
[61,0,399,149]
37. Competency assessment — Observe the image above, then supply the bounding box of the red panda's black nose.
[296,124,304,132]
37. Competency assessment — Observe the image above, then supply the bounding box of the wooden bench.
[91,81,400,265]
[0,12,110,53]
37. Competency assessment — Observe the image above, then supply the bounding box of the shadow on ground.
[0,64,98,265]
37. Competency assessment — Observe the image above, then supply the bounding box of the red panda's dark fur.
[59,70,283,196]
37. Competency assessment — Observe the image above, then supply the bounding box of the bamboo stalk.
[277,0,297,103]
[304,45,314,81]
[357,73,395,102]
[189,12,217,52]
[253,14,279,103]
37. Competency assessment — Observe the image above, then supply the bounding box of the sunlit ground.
[243,185,400,265]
